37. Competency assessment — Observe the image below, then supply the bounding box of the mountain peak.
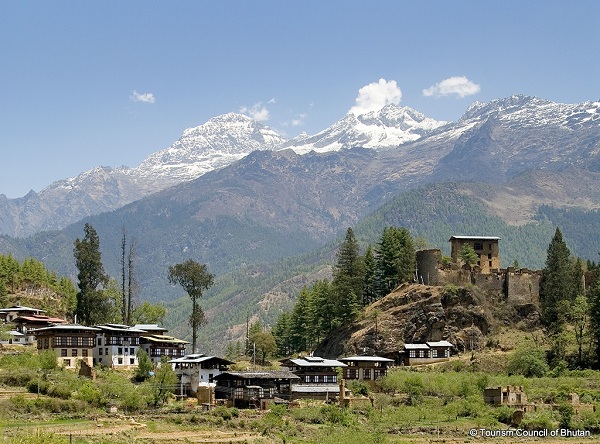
[281,104,446,154]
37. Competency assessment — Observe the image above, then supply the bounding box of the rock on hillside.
[315,283,496,358]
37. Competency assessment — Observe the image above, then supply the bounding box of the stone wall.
[416,249,541,304]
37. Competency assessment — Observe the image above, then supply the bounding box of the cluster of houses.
[0,304,455,407]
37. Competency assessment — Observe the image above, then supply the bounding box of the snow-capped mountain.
[135,113,286,184]
[280,104,447,154]
[1,95,599,238]
[461,94,600,128]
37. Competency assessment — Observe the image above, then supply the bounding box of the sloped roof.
[284,356,347,368]
[140,334,188,344]
[0,305,45,313]
[426,341,454,348]
[339,356,394,363]
[215,370,300,380]
[32,324,100,333]
[449,236,500,241]
[169,354,234,365]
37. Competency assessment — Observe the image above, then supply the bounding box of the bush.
[507,343,549,377]
[348,380,370,397]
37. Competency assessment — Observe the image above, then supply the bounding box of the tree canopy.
[168,259,214,353]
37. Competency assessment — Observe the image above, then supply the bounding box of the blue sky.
[1,1,599,198]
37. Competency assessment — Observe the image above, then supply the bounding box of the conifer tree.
[74,223,110,325]
[362,245,377,306]
[331,227,364,324]
[540,227,575,332]
[375,227,415,298]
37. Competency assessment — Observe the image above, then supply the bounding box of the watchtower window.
[474,242,483,251]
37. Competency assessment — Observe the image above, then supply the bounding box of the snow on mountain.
[280,104,447,154]
[462,94,600,128]
[134,113,287,184]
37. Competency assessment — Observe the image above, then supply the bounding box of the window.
[66,337,73,346]
[82,349,88,357]
[130,348,134,355]
[105,348,108,355]
[130,358,135,365]
[314,375,319,383]
[118,348,123,354]
[61,349,67,357]
[118,358,123,365]
[474,242,483,251]
[72,349,78,357]
[409,350,416,358]
[488,253,492,259]
[64,359,71,367]
[305,376,310,383]
[489,261,493,267]
[98,338,102,346]
[363,369,371,380]
[99,348,103,355]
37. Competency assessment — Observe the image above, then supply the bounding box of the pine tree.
[331,227,364,324]
[168,259,214,353]
[588,278,600,368]
[375,227,415,298]
[362,245,377,306]
[540,227,576,332]
[74,223,109,325]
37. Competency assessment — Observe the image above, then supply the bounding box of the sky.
[1,1,599,198]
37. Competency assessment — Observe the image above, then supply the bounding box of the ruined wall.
[416,248,541,304]
[416,249,443,285]
[505,268,541,304]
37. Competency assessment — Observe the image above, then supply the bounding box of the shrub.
[402,374,424,405]
[348,380,370,397]
[507,343,549,377]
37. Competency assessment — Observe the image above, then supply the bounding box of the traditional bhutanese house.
[0,305,45,323]
[400,341,454,366]
[280,356,347,400]
[13,314,68,345]
[93,324,147,368]
[0,330,26,346]
[426,340,454,360]
[214,370,300,408]
[33,324,99,369]
[449,235,501,273]
[339,356,395,383]
[169,353,234,397]
[139,334,188,364]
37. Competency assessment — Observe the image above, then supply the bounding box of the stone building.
[449,235,501,273]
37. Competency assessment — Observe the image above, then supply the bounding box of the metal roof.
[426,341,454,348]
[449,236,501,241]
[216,371,300,380]
[32,324,100,333]
[403,344,431,350]
[95,324,147,333]
[169,354,233,365]
[140,335,188,344]
[339,356,394,363]
[291,384,341,393]
[286,356,347,368]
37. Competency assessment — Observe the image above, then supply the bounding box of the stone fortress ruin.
[416,236,541,304]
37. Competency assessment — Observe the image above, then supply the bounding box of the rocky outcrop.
[315,284,498,358]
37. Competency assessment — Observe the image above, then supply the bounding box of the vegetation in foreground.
[1,348,600,443]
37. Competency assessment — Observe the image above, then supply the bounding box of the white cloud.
[422,76,480,98]
[349,79,402,115]
[239,102,270,122]
[283,113,307,127]
[130,91,156,103]
[268,98,277,104]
